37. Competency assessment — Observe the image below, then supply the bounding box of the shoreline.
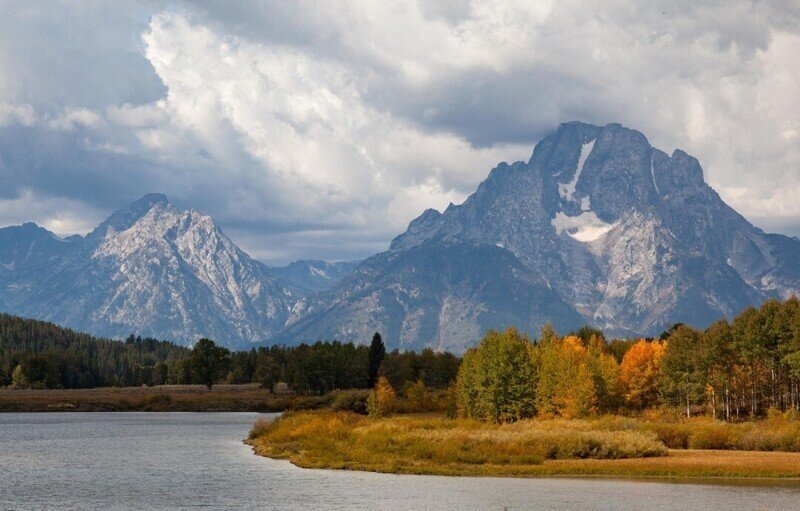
[246,411,800,481]
[248,444,800,481]
[251,452,800,486]
[0,385,295,412]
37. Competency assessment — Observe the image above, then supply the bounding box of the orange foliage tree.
[619,339,666,409]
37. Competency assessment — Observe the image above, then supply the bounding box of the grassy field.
[246,411,800,479]
[0,384,293,412]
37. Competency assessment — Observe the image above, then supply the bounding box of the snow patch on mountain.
[650,153,660,195]
[559,139,595,201]
[552,210,616,242]
[309,266,328,278]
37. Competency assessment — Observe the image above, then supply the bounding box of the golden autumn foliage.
[456,297,800,423]
[367,376,396,418]
[456,328,623,421]
[619,339,666,409]
[536,336,596,418]
[536,335,620,418]
[403,379,427,412]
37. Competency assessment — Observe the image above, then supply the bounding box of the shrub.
[368,377,396,418]
[330,389,370,414]
[403,380,427,413]
[291,394,334,410]
[248,418,274,440]
[140,394,173,411]
[647,422,690,449]
[685,420,737,450]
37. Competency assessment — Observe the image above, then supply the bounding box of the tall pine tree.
[368,332,386,387]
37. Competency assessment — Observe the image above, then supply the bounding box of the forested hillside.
[0,314,189,388]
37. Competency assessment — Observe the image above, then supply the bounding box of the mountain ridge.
[1,121,798,351]
[277,121,800,351]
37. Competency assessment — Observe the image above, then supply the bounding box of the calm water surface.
[2,412,799,510]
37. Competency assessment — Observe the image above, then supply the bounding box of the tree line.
[0,315,459,393]
[7,295,799,417]
[455,297,800,422]
[169,332,459,393]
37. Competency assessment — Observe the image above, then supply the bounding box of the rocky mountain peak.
[277,121,800,350]
[0,193,298,347]
[89,193,171,240]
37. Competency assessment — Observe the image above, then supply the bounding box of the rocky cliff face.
[0,194,293,347]
[278,122,800,350]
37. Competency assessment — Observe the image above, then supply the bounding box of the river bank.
[0,384,299,412]
[246,411,800,479]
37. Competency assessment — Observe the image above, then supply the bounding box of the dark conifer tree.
[368,332,386,387]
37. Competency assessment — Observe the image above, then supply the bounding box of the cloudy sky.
[1,1,798,264]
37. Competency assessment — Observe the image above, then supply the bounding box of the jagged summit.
[279,121,800,350]
[0,193,294,347]
[126,192,169,208]
[91,192,171,238]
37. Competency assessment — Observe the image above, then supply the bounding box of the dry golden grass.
[246,411,669,477]
[643,415,800,451]
[247,411,800,479]
[537,449,800,479]
[0,384,282,412]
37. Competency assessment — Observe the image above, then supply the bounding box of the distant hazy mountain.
[0,222,76,275]
[0,194,293,348]
[276,122,800,351]
[271,260,360,298]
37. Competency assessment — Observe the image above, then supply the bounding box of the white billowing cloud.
[140,11,528,235]
[0,1,798,263]
[154,2,800,228]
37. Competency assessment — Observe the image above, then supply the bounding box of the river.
[1,413,799,510]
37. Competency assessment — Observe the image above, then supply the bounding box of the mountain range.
[0,193,354,347]
[2,122,798,351]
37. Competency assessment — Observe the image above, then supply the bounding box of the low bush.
[637,415,800,452]
[290,394,335,410]
[248,418,274,440]
[330,389,370,414]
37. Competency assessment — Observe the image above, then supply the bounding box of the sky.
[0,1,798,265]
